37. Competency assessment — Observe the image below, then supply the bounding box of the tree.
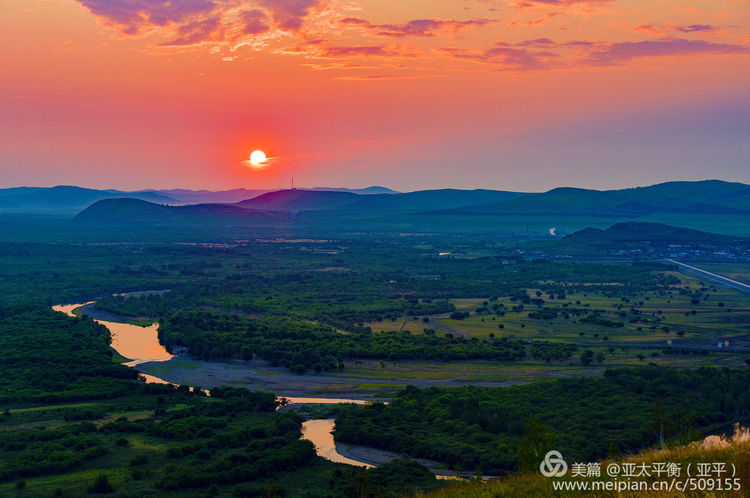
[580,349,594,366]
[596,352,605,364]
[350,468,371,498]
[88,474,114,494]
[516,418,555,473]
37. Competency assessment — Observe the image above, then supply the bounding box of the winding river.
[52,300,378,470]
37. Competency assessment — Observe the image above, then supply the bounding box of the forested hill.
[563,222,750,246]
[74,198,290,225]
[431,180,750,217]
[539,221,750,258]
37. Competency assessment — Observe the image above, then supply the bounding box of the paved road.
[662,259,750,294]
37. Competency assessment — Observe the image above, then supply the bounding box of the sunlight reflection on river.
[52,302,173,367]
[52,301,444,475]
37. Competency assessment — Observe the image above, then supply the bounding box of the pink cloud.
[588,38,749,65]
[76,0,217,35]
[241,9,270,35]
[439,43,554,70]
[439,36,749,70]
[675,24,720,33]
[340,17,494,38]
[77,0,320,42]
[71,1,750,73]
[257,0,322,31]
[634,23,722,36]
[160,16,221,46]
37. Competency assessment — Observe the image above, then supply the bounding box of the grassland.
[121,263,750,401]
[364,272,749,343]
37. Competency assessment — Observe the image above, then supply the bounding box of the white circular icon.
[540,450,568,477]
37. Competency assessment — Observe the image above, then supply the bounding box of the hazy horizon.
[1,176,748,195]
[2,1,749,192]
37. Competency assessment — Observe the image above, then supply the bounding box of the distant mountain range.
[74,188,525,224]
[0,186,176,214]
[4,180,750,235]
[0,185,399,215]
[430,180,750,217]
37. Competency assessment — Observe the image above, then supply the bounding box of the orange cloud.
[71,0,750,76]
[340,17,495,38]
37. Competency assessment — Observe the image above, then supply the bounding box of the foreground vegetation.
[335,367,750,474]
[0,306,441,497]
[426,425,750,497]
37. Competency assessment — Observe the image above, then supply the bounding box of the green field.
[2,221,750,496]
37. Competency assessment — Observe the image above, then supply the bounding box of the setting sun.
[250,150,267,166]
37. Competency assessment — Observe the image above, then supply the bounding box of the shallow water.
[52,302,173,367]
[300,419,373,468]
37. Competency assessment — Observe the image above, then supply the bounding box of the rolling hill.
[562,222,748,246]
[17,180,749,220]
[236,188,527,213]
[343,189,527,212]
[538,221,750,258]
[0,186,177,215]
[64,180,750,237]
[75,198,289,225]
[432,180,750,217]
[152,188,270,205]
[237,189,361,212]
[0,185,400,215]
[304,186,398,195]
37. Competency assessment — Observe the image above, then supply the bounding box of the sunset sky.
[1,0,749,192]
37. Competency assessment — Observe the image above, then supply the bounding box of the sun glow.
[250,150,267,166]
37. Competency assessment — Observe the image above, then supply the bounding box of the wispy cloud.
[72,0,750,76]
[340,17,494,38]
[439,43,555,70]
[588,38,749,65]
[439,36,749,71]
[160,16,222,46]
[323,45,395,57]
[634,23,723,36]
[516,0,616,7]
[676,24,720,33]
